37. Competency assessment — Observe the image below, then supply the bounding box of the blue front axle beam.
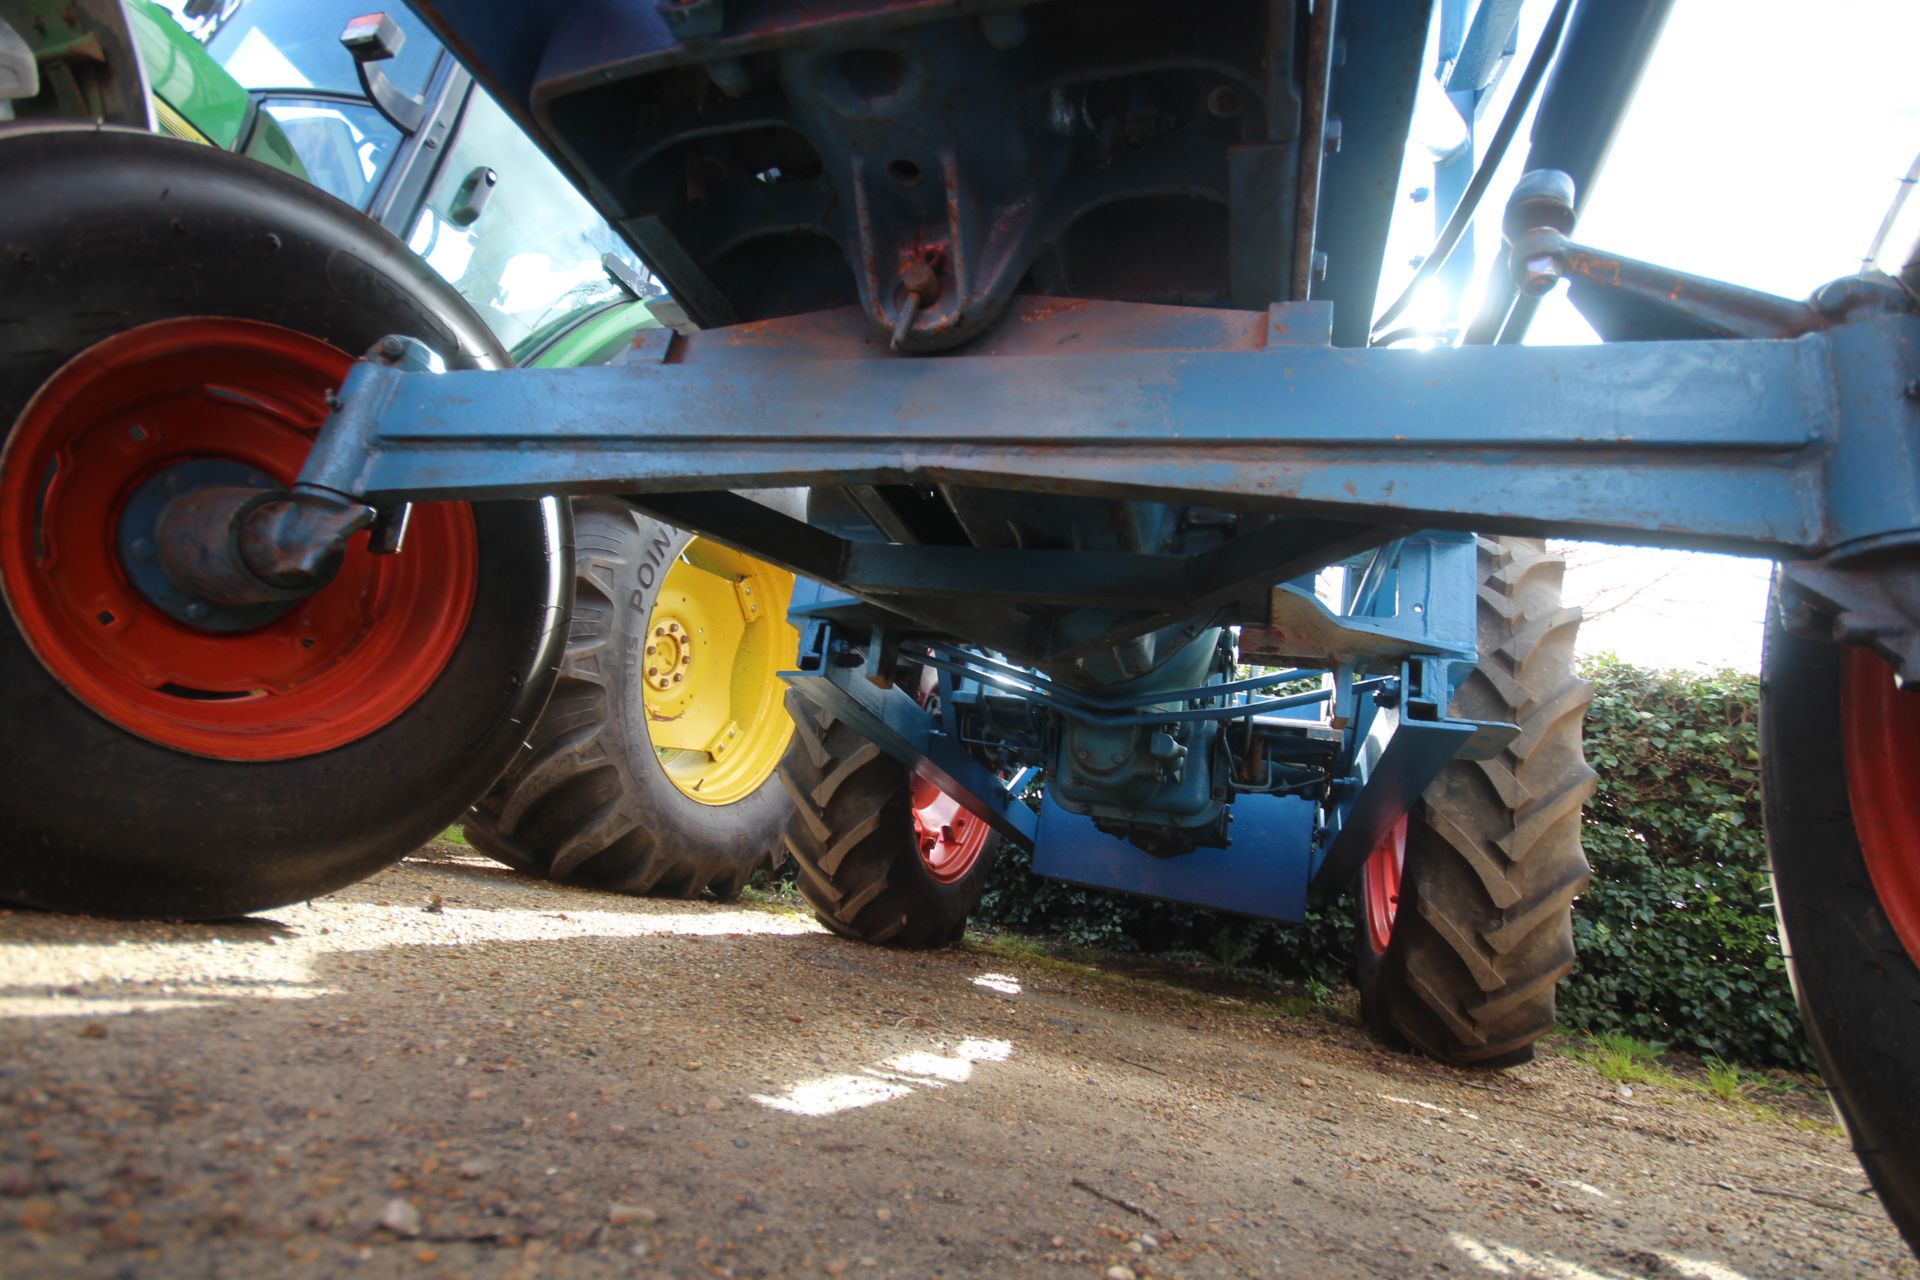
[301,307,1915,563]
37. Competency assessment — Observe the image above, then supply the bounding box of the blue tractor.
[2,0,1918,1251]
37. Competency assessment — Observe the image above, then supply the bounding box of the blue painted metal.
[402,1,1430,348]
[293,308,1917,563]
[1312,696,1484,898]
[1031,790,1319,922]
[913,648,1384,727]
[780,621,1037,851]
[1243,531,1480,677]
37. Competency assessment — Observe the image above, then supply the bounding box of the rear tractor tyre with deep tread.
[463,500,797,900]
[1355,536,1596,1066]
[780,690,999,947]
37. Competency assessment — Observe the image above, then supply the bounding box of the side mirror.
[449,166,497,227]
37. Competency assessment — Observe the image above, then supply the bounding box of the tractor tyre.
[1760,579,1920,1249]
[1354,536,1596,1066]
[463,500,798,899]
[0,126,566,919]
[780,689,999,946]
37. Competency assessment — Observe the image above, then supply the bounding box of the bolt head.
[680,653,691,665]
[900,259,940,301]
[672,672,683,683]
[1520,255,1561,297]
[645,644,656,655]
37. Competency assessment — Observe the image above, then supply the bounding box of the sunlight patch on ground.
[752,1037,1015,1116]
[1382,1093,1481,1122]
[971,972,1022,995]
[1448,1233,1754,1280]
[1658,1259,1752,1280]
[0,892,822,1022]
[0,901,819,990]
[0,979,339,1020]
[1449,1233,1623,1279]
[751,1074,914,1116]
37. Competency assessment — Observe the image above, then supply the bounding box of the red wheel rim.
[1841,647,1920,970]
[1362,815,1409,955]
[911,775,991,883]
[0,318,477,762]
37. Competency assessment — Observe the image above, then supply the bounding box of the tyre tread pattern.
[778,691,992,948]
[463,500,785,900]
[1364,537,1596,1065]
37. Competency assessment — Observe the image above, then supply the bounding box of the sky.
[1378,0,1920,671]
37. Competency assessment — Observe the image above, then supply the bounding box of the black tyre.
[464,500,797,899]
[1355,536,1596,1066]
[781,689,999,946]
[0,126,566,919]
[1761,577,1920,1249]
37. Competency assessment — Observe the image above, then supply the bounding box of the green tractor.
[0,0,812,910]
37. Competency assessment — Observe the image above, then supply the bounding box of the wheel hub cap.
[645,618,692,691]
[640,540,798,805]
[1362,815,1409,955]
[912,776,991,883]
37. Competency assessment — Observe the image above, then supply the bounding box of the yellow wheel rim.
[641,538,799,805]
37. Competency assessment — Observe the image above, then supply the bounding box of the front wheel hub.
[117,459,307,631]
[912,777,991,882]
[0,318,478,761]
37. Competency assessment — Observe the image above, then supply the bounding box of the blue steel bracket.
[780,649,1036,852]
[1240,531,1480,672]
[1031,791,1318,924]
[1310,696,1509,900]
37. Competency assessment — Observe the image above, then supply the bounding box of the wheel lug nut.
[672,672,683,683]
[645,644,656,655]
[647,666,658,676]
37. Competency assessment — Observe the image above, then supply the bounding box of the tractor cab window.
[157,0,441,208]
[404,87,653,358]
[251,97,397,208]
[174,0,437,98]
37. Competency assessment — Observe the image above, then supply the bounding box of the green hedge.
[1563,657,1807,1069]
[974,656,1812,1069]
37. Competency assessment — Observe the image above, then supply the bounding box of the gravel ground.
[1,841,1914,1280]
